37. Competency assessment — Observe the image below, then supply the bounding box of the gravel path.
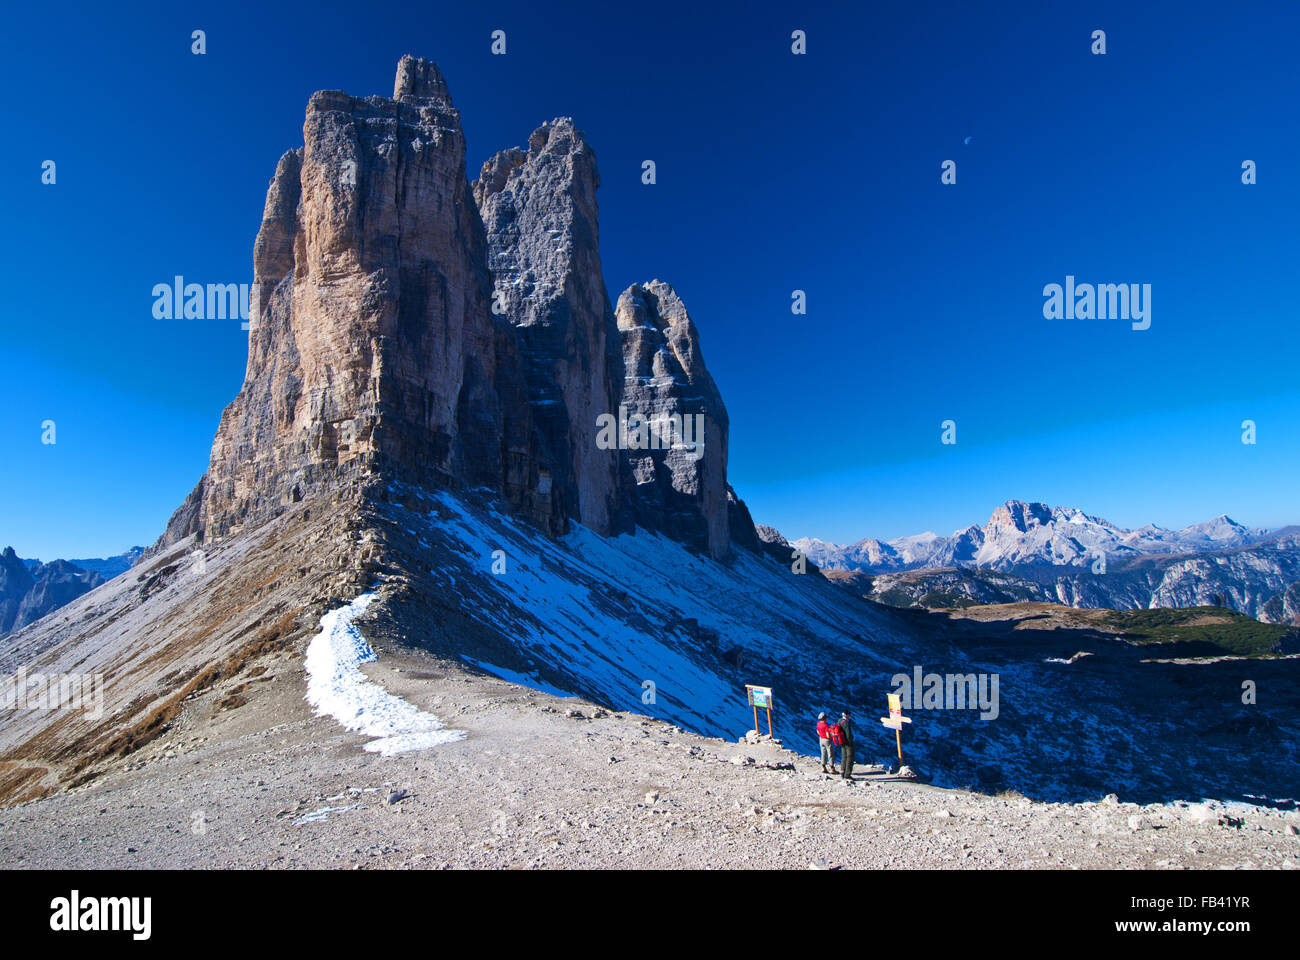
[2,645,1296,870]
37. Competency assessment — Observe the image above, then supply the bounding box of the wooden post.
[752,703,759,736]
[895,727,903,762]
[765,705,773,738]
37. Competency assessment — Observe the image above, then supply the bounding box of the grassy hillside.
[931,601,1296,659]
[1099,606,1294,658]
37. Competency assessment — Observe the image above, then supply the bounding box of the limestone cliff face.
[613,282,731,559]
[173,56,754,559]
[198,56,540,540]
[474,119,621,536]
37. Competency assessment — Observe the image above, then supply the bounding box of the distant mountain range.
[794,501,1286,572]
[793,502,1300,624]
[0,546,143,637]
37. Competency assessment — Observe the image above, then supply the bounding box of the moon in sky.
[964,136,972,145]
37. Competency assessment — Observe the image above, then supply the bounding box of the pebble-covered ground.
[2,646,1296,871]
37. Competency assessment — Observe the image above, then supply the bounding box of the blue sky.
[2,0,1298,558]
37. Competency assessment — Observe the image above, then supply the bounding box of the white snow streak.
[304,592,465,755]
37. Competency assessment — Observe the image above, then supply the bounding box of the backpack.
[829,723,844,746]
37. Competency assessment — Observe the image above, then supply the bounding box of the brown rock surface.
[178,56,752,556]
[197,56,545,543]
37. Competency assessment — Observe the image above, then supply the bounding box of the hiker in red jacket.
[816,712,837,774]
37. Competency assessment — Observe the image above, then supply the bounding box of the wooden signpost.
[745,685,774,737]
[880,692,912,762]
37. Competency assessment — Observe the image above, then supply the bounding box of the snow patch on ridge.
[305,592,465,755]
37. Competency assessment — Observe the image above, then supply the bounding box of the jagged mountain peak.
[144,55,751,563]
[474,117,598,207]
[392,54,452,103]
[528,116,591,154]
[987,499,1115,532]
[616,281,705,355]
[0,56,763,802]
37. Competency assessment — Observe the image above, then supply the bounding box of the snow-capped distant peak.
[791,502,1278,574]
[895,531,940,546]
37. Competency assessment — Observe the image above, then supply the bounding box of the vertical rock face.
[176,56,754,559]
[474,119,621,536]
[613,282,732,560]
[200,56,537,539]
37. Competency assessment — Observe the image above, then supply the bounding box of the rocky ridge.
[795,501,1300,622]
[159,56,749,563]
[796,501,1278,575]
[0,56,755,803]
[0,548,104,639]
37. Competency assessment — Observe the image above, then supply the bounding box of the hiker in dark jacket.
[816,712,837,774]
[838,711,855,780]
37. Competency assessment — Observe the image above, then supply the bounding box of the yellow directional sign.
[884,693,911,762]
